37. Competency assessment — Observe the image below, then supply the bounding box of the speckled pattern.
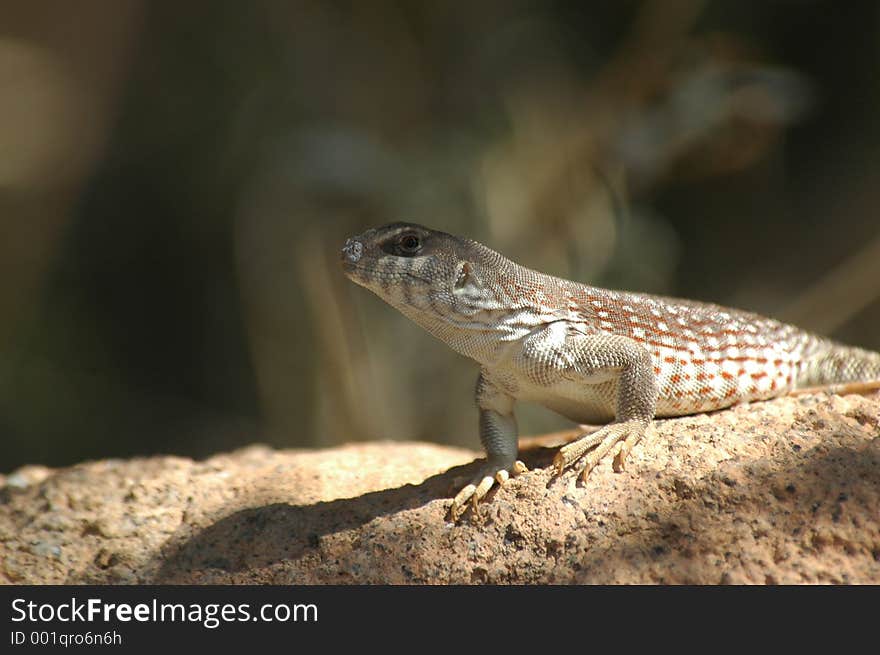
[343,223,880,418]
[342,223,880,511]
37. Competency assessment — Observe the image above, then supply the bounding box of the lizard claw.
[449,460,527,521]
[552,420,648,482]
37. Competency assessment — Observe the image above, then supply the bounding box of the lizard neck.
[393,302,527,366]
[391,257,579,366]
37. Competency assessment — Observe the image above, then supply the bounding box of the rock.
[1,391,878,584]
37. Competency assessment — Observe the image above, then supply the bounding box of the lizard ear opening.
[454,262,472,290]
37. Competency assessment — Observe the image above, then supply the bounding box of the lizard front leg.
[551,333,659,481]
[449,372,527,521]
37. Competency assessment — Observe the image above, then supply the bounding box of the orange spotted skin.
[342,222,880,515]
[537,282,832,417]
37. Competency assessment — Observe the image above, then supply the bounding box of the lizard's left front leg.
[552,334,659,481]
[449,371,527,521]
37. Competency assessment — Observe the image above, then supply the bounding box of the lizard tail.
[797,342,880,388]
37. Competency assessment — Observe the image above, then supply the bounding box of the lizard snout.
[341,238,364,264]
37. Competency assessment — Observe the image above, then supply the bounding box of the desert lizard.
[341,223,880,520]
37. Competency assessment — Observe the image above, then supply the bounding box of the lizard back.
[543,277,879,415]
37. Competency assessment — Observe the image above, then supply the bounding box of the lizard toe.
[552,420,649,481]
[448,460,527,521]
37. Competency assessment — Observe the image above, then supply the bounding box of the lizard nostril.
[342,238,363,263]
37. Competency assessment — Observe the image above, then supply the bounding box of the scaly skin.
[341,223,880,520]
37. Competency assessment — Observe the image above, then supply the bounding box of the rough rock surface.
[1,391,879,585]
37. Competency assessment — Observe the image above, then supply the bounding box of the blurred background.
[2,0,879,472]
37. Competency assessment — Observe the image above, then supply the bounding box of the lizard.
[340,222,880,520]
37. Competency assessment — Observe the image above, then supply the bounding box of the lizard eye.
[396,233,422,256]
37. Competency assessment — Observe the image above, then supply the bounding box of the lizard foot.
[553,419,648,482]
[449,460,528,522]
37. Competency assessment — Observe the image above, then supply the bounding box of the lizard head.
[341,222,506,319]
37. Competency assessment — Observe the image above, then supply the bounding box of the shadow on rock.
[152,445,558,582]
